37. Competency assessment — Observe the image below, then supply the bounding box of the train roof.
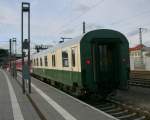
[32,29,129,58]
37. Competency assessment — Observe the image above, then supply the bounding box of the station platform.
[0,69,118,120]
[0,69,40,120]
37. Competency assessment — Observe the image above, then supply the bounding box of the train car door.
[92,43,116,91]
[71,47,78,87]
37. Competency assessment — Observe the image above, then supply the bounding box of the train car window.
[34,59,36,66]
[30,60,32,66]
[52,55,55,67]
[44,56,48,66]
[36,58,39,66]
[62,51,69,67]
[40,58,42,66]
[34,59,35,66]
[71,48,76,67]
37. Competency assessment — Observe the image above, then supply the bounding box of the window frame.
[71,47,76,67]
[52,54,56,67]
[44,56,48,66]
[62,50,69,67]
[36,58,39,66]
[40,58,43,66]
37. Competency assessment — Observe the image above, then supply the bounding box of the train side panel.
[32,43,83,89]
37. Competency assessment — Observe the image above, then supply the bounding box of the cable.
[59,6,150,40]
[109,9,150,26]
[53,0,106,34]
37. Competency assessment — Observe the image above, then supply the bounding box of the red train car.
[16,58,32,73]
[16,59,22,71]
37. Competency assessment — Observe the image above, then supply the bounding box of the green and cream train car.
[32,29,130,97]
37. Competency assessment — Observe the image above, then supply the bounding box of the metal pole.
[22,2,31,94]
[12,38,14,78]
[22,3,25,94]
[139,28,142,46]
[15,39,17,79]
[9,39,12,74]
[139,28,143,60]
[28,3,31,93]
[83,21,85,34]
[12,38,17,79]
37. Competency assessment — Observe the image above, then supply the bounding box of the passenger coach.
[32,29,130,97]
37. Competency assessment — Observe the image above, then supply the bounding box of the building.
[129,44,144,58]
[130,44,150,70]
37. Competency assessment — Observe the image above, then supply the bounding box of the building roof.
[129,44,145,51]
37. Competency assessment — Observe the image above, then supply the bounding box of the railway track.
[129,79,150,88]
[84,98,150,120]
[130,71,150,88]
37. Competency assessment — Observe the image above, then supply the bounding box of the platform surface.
[0,70,13,120]
[17,72,118,120]
[0,69,41,120]
[0,69,118,120]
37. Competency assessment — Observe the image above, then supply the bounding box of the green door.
[92,43,117,94]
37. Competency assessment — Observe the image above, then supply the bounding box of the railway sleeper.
[95,102,113,108]
[132,81,150,84]
[111,109,128,116]
[134,116,146,120]
[100,104,116,111]
[116,112,136,119]
[130,80,150,83]
[129,83,150,88]
[105,107,122,113]
[108,99,150,120]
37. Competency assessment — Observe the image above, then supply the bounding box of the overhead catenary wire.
[57,0,150,36]
[53,0,106,34]
[58,5,150,41]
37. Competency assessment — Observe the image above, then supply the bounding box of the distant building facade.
[130,44,150,70]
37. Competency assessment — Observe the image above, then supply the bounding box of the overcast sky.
[0,0,150,52]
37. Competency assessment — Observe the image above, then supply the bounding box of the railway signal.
[83,21,85,34]
[21,2,31,94]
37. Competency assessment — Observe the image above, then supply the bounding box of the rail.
[130,71,150,88]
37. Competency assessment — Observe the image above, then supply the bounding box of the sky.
[0,0,150,53]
